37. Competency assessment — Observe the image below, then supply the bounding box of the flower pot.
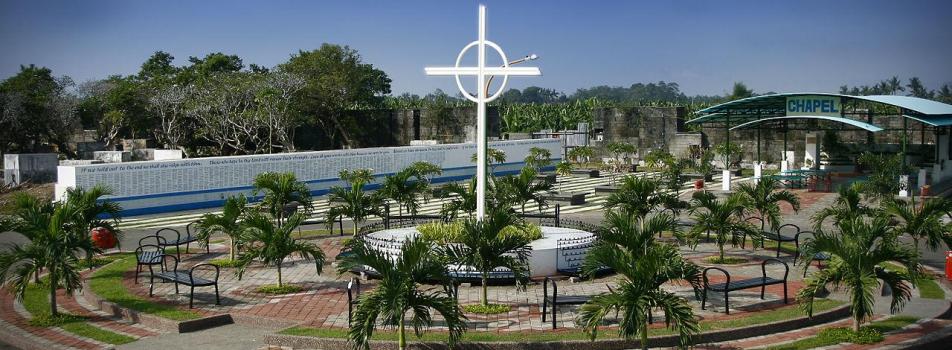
[91,227,117,249]
[694,179,704,190]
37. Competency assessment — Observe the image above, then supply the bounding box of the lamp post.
[425,5,541,221]
[485,54,538,97]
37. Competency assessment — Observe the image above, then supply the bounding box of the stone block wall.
[591,106,686,157]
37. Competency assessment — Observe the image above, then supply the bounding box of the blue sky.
[1,0,950,96]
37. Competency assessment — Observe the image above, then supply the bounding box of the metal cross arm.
[424,67,541,76]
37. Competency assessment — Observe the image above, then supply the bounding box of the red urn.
[694,179,704,190]
[91,227,117,250]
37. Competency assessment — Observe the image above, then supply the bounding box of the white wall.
[56,139,561,216]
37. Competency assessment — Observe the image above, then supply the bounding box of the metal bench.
[346,277,361,325]
[702,258,789,314]
[541,277,593,329]
[134,240,164,284]
[446,267,516,284]
[145,227,205,260]
[570,169,600,178]
[148,254,220,308]
[760,223,800,258]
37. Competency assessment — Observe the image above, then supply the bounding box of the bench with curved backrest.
[702,258,789,315]
[149,227,204,260]
[742,216,766,249]
[148,254,220,308]
[796,230,831,276]
[134,239,164,284]
[760,223,801,258]
[346,277,361,325]
[541,277,593,329]
[186,222,211,254]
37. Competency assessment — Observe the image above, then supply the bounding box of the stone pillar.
[918,168,928,191]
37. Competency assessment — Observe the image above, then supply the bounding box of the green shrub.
[816,327,883,344]
[208,258,243,268]
[417,221,542,244]
[463,304,511,314]
[255,284,305,294]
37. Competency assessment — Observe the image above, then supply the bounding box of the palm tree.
[63,185,123,261]
[577,211,700,349]
[811,183,877,230]
[337,236,466,350]
[381,163,441,217]
[471,148,506,173]
[568,146,594,166]
[442,209,532,306]
[0,193,103,316]
[881,196,952,251]
[439,176,503,219]
[687,192,756,260]
[327,169,384,236]
[196,195,246,262]
[555,161,573,192]
[736,176,800,233]
[235,212,325,287]
[524,147,552,171]
[603,176,678,219]
[253,172,313,226]
[798,216,919,332]
[495,167,552,214]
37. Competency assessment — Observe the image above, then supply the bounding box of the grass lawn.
[280,299,842,342]
[764,316,919,350]
[296,228,337,239]
[22,279,136,345]
[880,262,946,300]
[88,253,202,321]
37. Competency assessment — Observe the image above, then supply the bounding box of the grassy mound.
[255,284,305,295]
[463,304,511,314]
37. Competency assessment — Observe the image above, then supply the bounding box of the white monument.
[425,5,541,220]
[804,132,819,170]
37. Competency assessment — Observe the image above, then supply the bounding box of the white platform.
[366,226,596,277]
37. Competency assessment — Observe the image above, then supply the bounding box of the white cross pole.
[425,5,540,221]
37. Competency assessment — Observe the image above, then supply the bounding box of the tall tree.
[905,77,934,99]
[0,65,80,155]
[280,44,391,147]
[728,82,754,100]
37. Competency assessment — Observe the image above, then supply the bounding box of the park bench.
[148,254,220,308]
[593,185,618,194]
[570,169,600,178]
[134,240,164,284]
[541,277,594,329]
[555,236,612,277]
[347,277,361,324]
[759,223,801,258]
[144,227,205,260]
[701,258,789,315]
[446,267,516,284]
[540,191,586,205]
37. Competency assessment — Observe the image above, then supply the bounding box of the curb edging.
[263,305,850,350]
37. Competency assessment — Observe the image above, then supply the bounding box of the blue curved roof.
[692,93,952,126]
[729,116,884,132]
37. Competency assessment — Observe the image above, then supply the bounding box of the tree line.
[0,44,392,156]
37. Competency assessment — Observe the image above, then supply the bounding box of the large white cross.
[425,4,541,220]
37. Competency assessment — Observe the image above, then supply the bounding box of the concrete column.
[722,169,732,192]
[899,175,909,197]
[804,132,819,170]
[918,168,928,191]
[753,161,763,184]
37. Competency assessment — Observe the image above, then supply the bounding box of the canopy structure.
[686,92,952,167]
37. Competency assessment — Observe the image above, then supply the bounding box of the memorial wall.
[55,139,561,216]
